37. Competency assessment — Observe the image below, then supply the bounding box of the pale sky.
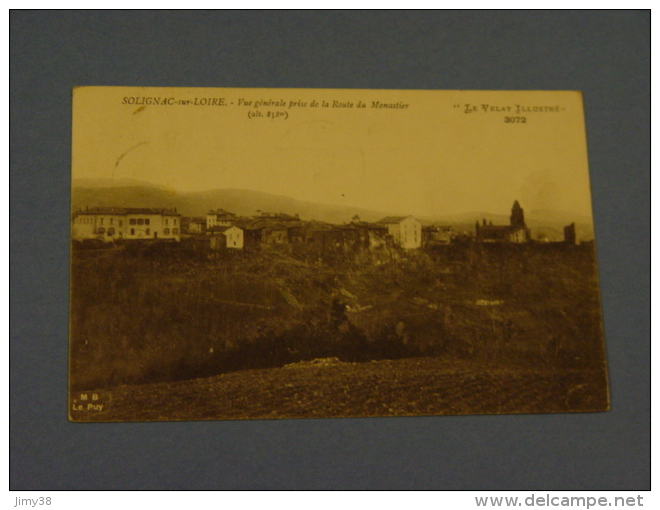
[72,87,595,219]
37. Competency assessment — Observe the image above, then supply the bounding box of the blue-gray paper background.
[10,10,650,489]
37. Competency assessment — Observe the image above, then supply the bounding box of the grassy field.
[69,241,608,419]
[70,356,608,422]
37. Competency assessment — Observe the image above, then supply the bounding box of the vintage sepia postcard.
[69,87,609,421]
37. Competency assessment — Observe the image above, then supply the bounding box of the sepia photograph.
[69,86,609,421]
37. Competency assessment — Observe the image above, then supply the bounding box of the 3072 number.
[504,117,526,123]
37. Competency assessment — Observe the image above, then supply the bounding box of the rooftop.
[378,215,413,224]
[208,209,236,217]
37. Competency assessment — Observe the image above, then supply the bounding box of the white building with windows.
[224,226,243,249]
[208,225,244,250]
[378,215,422,249]
[71,207,181,242]
[206,208,237,229]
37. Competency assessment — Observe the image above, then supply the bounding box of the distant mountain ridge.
[72,178,175,190]
[71,182,392,225]
[71,180,594,241]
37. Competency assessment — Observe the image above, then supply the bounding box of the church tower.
[510,200,526,227]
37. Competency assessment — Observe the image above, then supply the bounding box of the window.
[172,228,178,235]
[107,228,115,236]
[130,219,136,225]
[97,227,105,234]
[165,219,168,225]
[145,219,150,225]
[119,220,123,226]
[130,228,135,235]
[164,228,170,235]
[137,219,144,225]
[100,218,104,225]
[110,218,114,225]
[145,228,150,235]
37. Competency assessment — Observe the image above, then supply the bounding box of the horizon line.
[71,179,594,222]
